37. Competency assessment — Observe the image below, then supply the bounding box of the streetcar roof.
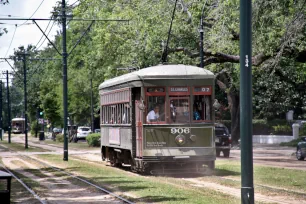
[12,118,25,121]
[99,64,214,89]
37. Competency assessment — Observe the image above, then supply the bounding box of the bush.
[56,134,64,143]
[299,125,306,136]
[280,138,300,147]
[272,124,292,135]
[30,120,39,136]
[216,119,292,135]
[86,133,101,147]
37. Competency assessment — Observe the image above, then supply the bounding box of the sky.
[0,0,61,77]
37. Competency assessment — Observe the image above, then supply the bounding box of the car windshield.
[215,127,228,136]
[80,128,90,131]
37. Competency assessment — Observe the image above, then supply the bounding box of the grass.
[36,139,99,150]
[197,160,306,199]
[36,154,240,204]
[0,140,47,152]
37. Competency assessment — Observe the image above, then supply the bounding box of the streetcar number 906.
[170,128,190,134]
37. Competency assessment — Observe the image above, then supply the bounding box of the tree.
[9,0,306,143]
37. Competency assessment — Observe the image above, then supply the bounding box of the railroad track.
[0,144,134,204]
[69,155,306,204]
[2,141,305,204]
[0,163,47,204]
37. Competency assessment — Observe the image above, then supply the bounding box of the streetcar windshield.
[170,98,190,123]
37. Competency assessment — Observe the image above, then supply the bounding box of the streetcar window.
[102,103,130,124]
[146,96,165,122]
[169,97,190,123]
[122,103,130,124]
[193,95,211,121]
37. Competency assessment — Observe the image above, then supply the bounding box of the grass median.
[198,160,306,198]
[0,140,47,152]
[36,154,239,204]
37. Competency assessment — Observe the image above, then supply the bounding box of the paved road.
[219,144,306,170]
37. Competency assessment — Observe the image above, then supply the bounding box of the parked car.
[94,129,101,133]
[215,123,231,157]
[296,136,306,160]
[76,126,91,142]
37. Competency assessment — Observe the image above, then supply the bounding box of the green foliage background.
[2,0,306,136]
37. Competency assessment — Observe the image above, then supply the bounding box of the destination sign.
[170,87,188,92]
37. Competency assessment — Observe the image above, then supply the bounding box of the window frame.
[145,87,166,124]
[192,86,213,122]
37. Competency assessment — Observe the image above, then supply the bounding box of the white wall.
[253,135,293,144]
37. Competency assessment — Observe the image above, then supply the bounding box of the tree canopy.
[6,0,306,141]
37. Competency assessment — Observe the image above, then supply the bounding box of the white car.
[76,126,92,140]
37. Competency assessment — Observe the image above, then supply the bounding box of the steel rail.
[20,155,135,204]
[0,163,46,204]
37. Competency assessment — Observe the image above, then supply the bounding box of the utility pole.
[62,0,69,161]
[0,4,128,161]
[90,77,94,132]
[240,0,254,203]
[0,81,2,141]
[6,71,11,143]
[22,53,28,149]
[35,108,39,137]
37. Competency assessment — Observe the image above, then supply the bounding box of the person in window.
[147,105,160,122]
[170,101,176,122]
[193,105,201,120]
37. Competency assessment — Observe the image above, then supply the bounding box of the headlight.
[175,135,186,145]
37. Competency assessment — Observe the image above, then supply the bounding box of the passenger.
[193,105,201,120]
[146,105,160,122]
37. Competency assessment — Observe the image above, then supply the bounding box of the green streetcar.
[99,64,216,174]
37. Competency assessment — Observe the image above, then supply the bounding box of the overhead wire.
[35,20,56,50]
[34,14,54,49]
[17,0,45,27]
[4,25,17,58]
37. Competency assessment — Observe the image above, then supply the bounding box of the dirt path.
[1,154,123,203]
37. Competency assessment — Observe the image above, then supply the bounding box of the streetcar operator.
[147,105,160,122]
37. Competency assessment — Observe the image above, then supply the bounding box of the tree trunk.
[228,92,240,144]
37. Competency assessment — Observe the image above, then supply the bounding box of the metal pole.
[199,0,208,68]
[90,77,94,132]
[62,0,68,161]
[35,108,38,138]
[240,0,254,203]
[6,70,11,143]
[0,81,2,141]
[23,54,28,149]
[199,3,205,68]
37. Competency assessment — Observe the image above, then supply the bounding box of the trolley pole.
[199,2,206,68]
[62,0,69,161]
[0,81,2,141]
[22,53,28,149]
[240,0,254,203]
[90,77,94,132]
[6,70,11,143]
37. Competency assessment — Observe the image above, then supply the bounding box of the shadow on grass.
[214,168,240,176]
[134,195,186,203]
